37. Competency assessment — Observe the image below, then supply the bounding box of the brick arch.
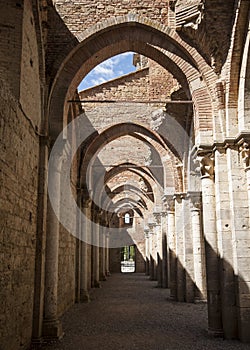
[102,176,155,212]
[93,165,158,216]
[48,15,215,140]
[109,205,143,223]
[102,165,161,212]
[220,0,250,135]
[227,0,250,112]
[235,1,250,130]
[80,122,177,191]
[90,159,166,218]
[106,182,149,199]
[238,30,250,129]
[107,197,147,213]
[105,190,148,212]
[104,164,155,201]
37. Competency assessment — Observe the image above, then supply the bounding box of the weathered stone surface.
[1,1,250,348]
[0,77,39,350]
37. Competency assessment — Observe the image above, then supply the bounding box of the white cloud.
[90,77,106,86]
[78,52,136,90]
[93,65,115,77]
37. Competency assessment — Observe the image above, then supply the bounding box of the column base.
[105,271,111,276]
[80,289,90,303]
[42,318,64,341]
[31,337,44,347]
[195,297,207,304]
[100,274,107,281]
[238,307,250,343]
[93,280,101,288]
[208,328,224,338]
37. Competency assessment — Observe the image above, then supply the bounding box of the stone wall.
[79,68,149,101]
[19,0,42,129]
[53,0,169,37]
[79,59,177,103]
[58,225,77,317]
[0,78,39,350]
[0,2,23,99]
[0,1,43,348]
[149,59,178,100]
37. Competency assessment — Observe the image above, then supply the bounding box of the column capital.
[153,211,162,225]
[173,193,184,203]
[187,191,202,210]
[196,153,214,179]
[148,221,156,232]
[239,141,250,170]
[162,194,175,212]
[48,150,66,173]
[144,226,150,238]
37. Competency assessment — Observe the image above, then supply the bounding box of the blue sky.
[78,52,136,91]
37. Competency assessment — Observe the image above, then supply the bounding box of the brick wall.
[53,0,169,37]
[79,59,178,103]
[149,59,177,100]
[58,225,76,317]
[19,0,41,129]
[0,2,23,99]
[0,78,39,350]
[79,68,149,101]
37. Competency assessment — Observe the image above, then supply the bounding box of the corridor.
[39,274,248,350]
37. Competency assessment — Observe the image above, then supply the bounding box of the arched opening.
[124,213,131,225]
[48,15,215,143]
[45,9,245,348]
[121,244,136,273]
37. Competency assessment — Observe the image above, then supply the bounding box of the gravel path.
[40,273,250,350]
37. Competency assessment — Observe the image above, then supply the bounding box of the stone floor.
[39,273,250,350]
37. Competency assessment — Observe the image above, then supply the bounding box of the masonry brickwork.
[53,0,169,36]
[0,78,39,350]
[1,1,250,349]
[79,59,178,103]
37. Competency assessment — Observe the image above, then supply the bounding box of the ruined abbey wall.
[1,0,250,348]
[53,0,169,36]
[79,59,177,103]
[0,1,43,348]
[0,79,39,350]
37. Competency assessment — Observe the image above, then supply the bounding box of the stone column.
[99,223,107,281]
[153,211,163,288]
[182,193,195,303]
[237,141,250,342]
[163,195,176,299]
[75,191,81,304]
[188,191,207,302]
[214,146,237,339]
[80,200,91,303]
[174,194,185,302]
[144,227,150,276]
[161,211,168,288]
[198,153,223,336]
[105,232,110,276]
[43,151,64,340]
[148,222,156,280]
[148,230,153,280]
[92,212,101,288]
